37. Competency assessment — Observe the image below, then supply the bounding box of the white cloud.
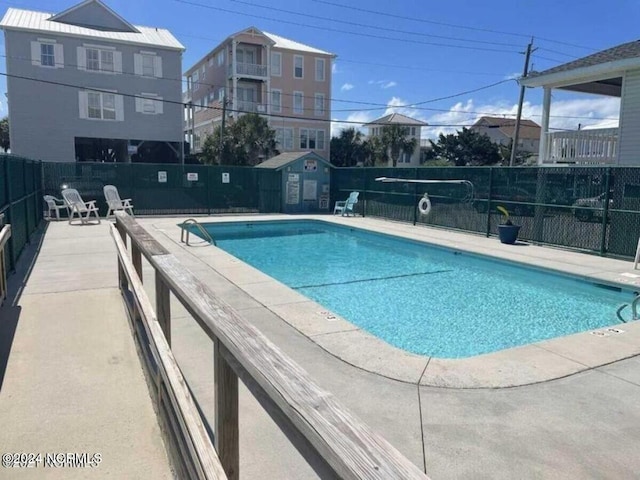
[340,83,354,92]
[331,110,375,138]
[369,80,397,89]
[332,62,338,74]
[504,72,521,80]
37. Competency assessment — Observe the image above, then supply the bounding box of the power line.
[311,0,598,52]
[227,0,522,48]
[173,0,520,54]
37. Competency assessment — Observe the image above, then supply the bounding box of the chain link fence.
[42,162,282,216]
[332,166,640,259]
[0,154,43,271]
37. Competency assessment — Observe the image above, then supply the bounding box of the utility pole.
[510,38,535,166]
[219,93,227,164]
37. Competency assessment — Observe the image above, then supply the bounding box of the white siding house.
[519,39,640,166]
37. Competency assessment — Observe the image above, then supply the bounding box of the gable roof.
[254,151,331,170]
[472,116,541,140]
[49,0,138,33]
[521,39,640,89]
[262,31,334,56]
[0,6,184,50]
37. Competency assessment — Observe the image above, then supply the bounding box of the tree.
[428,127,501,166]
[497,142,534,166]
[329,127,369,167]
[0,117,9,153]
[367,135,388,166]
[200,113,278,166]
[381,124,417,167]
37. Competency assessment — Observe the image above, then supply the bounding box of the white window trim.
[314,93,325,116]
[31,40,63,68]
[134,51,162,78]
[293,90,304,114]
[315,57,325,82]
[78,45,122,74]
[293,54,304,79]
[79,90,124,121]
[271,51,282,77]
[271,89,282,113]
[136,92,164,115]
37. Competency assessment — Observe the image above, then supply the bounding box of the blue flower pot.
[498,224,521,244]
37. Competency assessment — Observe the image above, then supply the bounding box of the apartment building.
[365,113,427,166]
[0,0,185,163]
[184,27,334,163]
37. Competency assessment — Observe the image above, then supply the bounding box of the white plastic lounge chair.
[333,191,359,216]
[43,195,70,221]
[61,188,101,225]
[103,185,134,218]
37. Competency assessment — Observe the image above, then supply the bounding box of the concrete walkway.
[2,216,640,479]
[0,222,173,479]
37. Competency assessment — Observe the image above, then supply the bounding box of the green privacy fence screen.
[331,166,640,259]
[0,154,43,271]
[42,162,282,216]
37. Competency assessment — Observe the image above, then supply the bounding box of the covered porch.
[520,40,640,165]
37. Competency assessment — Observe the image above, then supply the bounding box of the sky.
[0,0,638,140]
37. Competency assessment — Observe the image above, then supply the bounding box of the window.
[86,48,114,72]
[208,56,215,67]
[136,93,164,115]
[271,89,282,113]
[271,51,281,76]
[315,58,325,81]
[299,129,325,149]
[314,93,325,116]
[134,52,162,78]
[217,50,225,66]
[293,91,303,114]
[274,127,294,150]
[410,127,416,136]
[31,40,63,68]
[294,55,304,78]
[193,70,200,90]
[80,91,122,121]
[218,87,225,101]
[41,44,55,67]
[299,128,309,149]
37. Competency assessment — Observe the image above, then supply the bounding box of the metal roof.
[365,113,428,126]
[0,7,185,51]
[254,151,331,170]
[262,30,334,56]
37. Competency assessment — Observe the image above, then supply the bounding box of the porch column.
[265,43,271,118]
[232,40,238,119]
[538,87,551,165]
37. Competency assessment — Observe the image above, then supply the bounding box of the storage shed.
[255,152,332,213]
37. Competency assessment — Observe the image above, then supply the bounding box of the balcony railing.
[237,101,266,114]
[229,62,267,77]
[544,127,618,164]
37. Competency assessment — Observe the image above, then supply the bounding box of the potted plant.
[497,206,521,244]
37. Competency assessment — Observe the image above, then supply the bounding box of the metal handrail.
[180,218,216,246]
[615,294,640,323]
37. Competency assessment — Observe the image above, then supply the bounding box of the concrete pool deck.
[4,215,639,479]
[145,214,640,389]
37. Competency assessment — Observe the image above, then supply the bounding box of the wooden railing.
[544,127,618,164]
[112,212,429,480]
[0,220,11,305]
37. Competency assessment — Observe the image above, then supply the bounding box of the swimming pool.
[192,220,632,358]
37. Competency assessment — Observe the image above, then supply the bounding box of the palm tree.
[381,124,417,167]
[330,127,369,167]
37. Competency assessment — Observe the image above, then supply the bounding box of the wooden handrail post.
[214,339,239,480]
[115,221,128,290]
[131,242,143,283]
[155,271,171,345]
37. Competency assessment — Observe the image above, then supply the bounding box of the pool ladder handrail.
[180,218,217,246]
[615,294,640,323]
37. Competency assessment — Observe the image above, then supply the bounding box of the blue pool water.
[194,220,632,358]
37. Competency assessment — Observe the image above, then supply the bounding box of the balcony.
[544,127,618,164]
[237,100,267,114]
[229,62,267,78]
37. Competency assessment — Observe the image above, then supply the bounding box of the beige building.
[184,27,334,162]
[365,113,427,166]
[471,116,541,162]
